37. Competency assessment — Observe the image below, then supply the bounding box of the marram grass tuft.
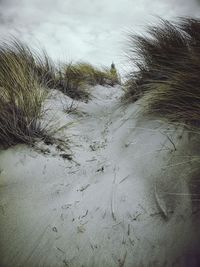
[0,39,50,148]
[123,18,200,126]
[58,61,120,101]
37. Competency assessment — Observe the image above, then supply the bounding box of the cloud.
[0,0,200,71]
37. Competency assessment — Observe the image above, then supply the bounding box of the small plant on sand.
[0,40,51,148]
[123,18,200,126]
[62,100,78,114]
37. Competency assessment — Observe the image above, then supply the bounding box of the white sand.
[0,85,200,267]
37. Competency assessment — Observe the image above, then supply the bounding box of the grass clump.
[58,62,91,101]
[58,62,120,101]
[123,18,200,125]
[0,40,50,148]
[33,51,58,90]
[92,62,120,86]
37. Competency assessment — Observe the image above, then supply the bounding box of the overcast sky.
[0,0,200,72]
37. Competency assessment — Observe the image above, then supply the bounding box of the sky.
[0,0,200,73]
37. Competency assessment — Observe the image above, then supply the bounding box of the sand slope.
[0,86,200,267]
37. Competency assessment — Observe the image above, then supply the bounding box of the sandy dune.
[0,86,200,266]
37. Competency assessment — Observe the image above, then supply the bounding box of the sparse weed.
[62,100,78,114]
